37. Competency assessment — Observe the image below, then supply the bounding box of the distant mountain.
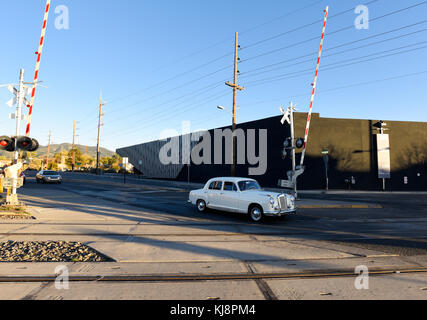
[0,143,115,159]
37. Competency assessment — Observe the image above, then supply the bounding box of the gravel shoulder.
[0,241,114,262]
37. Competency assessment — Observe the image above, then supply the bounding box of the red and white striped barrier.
[26,0,51,136]
[300,6,329,167]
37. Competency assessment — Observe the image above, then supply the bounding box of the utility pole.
[289,104,297,197]
[225,32,244,177]
[280,103,302,198]
[13,69,25,165]
[96,92,106,175]
[72,121,76,171]
[46,130,51,170]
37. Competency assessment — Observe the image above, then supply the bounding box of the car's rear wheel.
[249,205,264,223]
[196,200,207,213]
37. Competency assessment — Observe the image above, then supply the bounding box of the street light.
[217,105,240,115]
[216,105,240,176]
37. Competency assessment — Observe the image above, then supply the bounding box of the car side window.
[224,182,238,192]
[213,181,223,190]
[208,182,216,190]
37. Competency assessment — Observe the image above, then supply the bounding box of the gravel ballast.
[0,241,113,262]
[0,205,34,220]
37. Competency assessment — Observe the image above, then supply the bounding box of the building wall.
[117,113,427,191]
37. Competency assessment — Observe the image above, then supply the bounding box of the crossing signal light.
[296,138,305,149]
[0,136,39,152]
[283,138,292,149]
[28,138,39,152]
[17,136,33,151]
[0,136,15,152]
[373,121,387,129]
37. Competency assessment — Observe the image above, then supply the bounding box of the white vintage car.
[188,177,296,222]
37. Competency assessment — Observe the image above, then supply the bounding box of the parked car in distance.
[19,171,26,185]
[188,177,296,222]
[36,170,63,184]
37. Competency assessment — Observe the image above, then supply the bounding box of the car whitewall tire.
[249,205,264,222]
[196,200,207,213]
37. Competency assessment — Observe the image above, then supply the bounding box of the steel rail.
[0,267,426,283]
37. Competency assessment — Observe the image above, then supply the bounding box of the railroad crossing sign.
[278,179,295,189]
[279,167,305,189]
[287,167,305,181]
[0,178,24,190]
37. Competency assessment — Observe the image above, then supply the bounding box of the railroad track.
[1,266,426,283]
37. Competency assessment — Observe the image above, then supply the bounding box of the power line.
[77,78,230,136]
[244,42,427,87]
[82,39,427,140]
[240,26,427,79]
[239,0,326,37]
[241,1,427,63]
[101,85,228,130]
[101,91,230,141]
[139,0,326,79]
[80,1,424,133]
[107,53,234,106]
[77,64,233,129]
[77,2,427,146]
[77,2,338,132]
[241,0,380,50]
[105,69,427,146]
[239,20,427,77]
[243,70,427,107]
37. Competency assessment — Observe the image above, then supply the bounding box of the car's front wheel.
[196,199,207,213]
[249,205,264,223]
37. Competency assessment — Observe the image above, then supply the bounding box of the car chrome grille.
[278,195,287,210]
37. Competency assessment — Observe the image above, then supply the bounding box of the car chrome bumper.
[264,208,297,217]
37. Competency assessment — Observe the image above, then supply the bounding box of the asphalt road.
[22,172,427,256]
[2,172,426,300]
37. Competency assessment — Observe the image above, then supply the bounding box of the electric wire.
[240,27,427,80]
[241,1,427,63]
[240,20,427,77]
[244,42,427,87]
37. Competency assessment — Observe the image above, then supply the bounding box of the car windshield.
[43,171,58,176]
[238,180,261,191]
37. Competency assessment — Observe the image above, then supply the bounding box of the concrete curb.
[299,204,383,209]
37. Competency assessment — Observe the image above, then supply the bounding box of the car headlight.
[269,197,279,208]
[287,196,295,208]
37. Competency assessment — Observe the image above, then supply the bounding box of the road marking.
[366,254,401,258]
[299,204,383,209]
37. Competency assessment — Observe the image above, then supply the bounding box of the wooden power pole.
[225,32,244,177]
[96,93,106,175]
[45,130,51,170]
[72,121,76,171]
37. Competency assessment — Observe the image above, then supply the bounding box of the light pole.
[280,103,297,197]
[373,121,390,191]
[14,69,25,165]
[217,105,240,176]
[322,149,329,191]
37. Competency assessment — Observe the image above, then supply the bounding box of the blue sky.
[1,0,427,151]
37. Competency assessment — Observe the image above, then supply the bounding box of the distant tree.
[100,154,122,172]
[66,147,84,168]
